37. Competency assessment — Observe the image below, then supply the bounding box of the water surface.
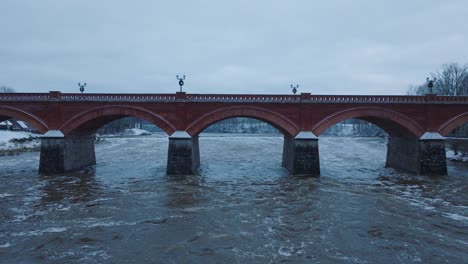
[1,134,467,263]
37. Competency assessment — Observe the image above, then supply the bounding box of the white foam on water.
[443,213,468,222]
[11,227,67,237]
[86,221,137,228]
[57,206,71,211]
[0,242,11,248]
[79,250,111,262]
[278,246,293,257]
[0,193,13,198]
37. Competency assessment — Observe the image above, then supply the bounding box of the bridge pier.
[167,131,200,175]
[282,132,320,176]
[39,131,96,173]
[386,132,447,176]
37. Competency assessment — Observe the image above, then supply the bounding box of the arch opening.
[436,112,468,164]
[39,106,175,173]
[312,107,424,139]
[440,117,468,163]
[0,106,49,134]
[438,112,468,137]
[60,105,176,136]
[40,115,171,173]
[318,118,391,178]
[317,113,447,176]
[195,117,288,177]
[186,106,300,137]
[200,117,280,135]
[0,107,47,153]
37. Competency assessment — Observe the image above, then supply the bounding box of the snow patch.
[420,132,444,140]
[170,131,191,139]
[42,130,64,138]
[295,131,318,139]
[0,131,36,143]
[0,131,40,151]
[446,150,468,162]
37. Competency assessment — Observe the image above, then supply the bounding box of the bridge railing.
[1,92,468,104]
[186,94,300,102]
[0,93,50,101]
[60,93,176,102]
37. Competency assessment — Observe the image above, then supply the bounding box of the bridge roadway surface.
[1,91,468,176]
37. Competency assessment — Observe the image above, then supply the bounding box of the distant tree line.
[97,117,147,135]
[322,119,387,137]
[1,86,15,93]
[203,118,279,134]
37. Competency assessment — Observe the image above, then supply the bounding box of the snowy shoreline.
[0,131,41,154]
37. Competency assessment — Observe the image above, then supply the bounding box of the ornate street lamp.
[176,75,186,92]
[291,84,299,95]
[426,77,436,95]
[78,82,87,93]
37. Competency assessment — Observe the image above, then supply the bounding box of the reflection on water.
[0,134,467,263]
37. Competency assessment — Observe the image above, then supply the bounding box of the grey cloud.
[1,0,467,95]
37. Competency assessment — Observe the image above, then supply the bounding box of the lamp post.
[176,75,186,93]
[426,77,436,95]
[78,82,87,93]
[291,84,299,95]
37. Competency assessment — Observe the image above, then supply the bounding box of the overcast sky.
[1,0,467,95]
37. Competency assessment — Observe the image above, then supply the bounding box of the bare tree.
[407,62,468,96]
[406,84,425,95]
[434,63,468,96]
[0,86,15,93]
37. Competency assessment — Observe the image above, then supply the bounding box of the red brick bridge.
[1,91,467,176]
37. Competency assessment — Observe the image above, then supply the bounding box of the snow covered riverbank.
[0,131,40,153]
[446,150,468,162]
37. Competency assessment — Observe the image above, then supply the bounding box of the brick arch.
[60,105,176,136]
[0,105,49,133]
[186,106,300,136]
[437,112,468,136]
[312,107,425,138]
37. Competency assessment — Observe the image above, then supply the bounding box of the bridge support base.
[282,132,320,176]
[386,132,447,176]
[39,132,96,173]
[167,131,200,175]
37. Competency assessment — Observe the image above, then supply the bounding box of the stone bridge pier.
[167,131,200,174]
[386,132,447,176]
[39,131,96,173]
[282,132,320,176]
[37,129,448,177]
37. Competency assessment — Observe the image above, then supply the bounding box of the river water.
[0,134,467,263]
